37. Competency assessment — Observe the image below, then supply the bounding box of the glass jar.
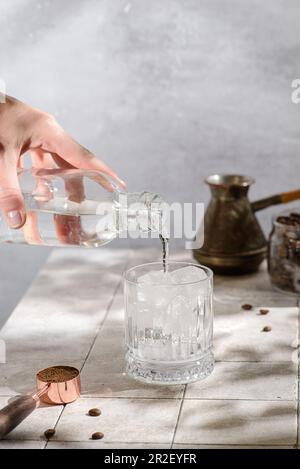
[124,261,214,385]
[268,209,300,294]
[0,169,165,247]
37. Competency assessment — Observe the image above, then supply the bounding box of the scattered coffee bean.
[88,408,101,417]
[91,432,104,440]
[242,304,253,310]
[259,309,269,315]
[44,428,56,439]
[262,326,272,332]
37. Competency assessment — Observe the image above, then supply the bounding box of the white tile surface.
[175,399,297,446]
[0,440,46,449]
[0,248,299,449]
[185,362,298,401]
[53,397,181,444]
[1,249,129,361]
[214,304,298,362]
[214,265,298,307]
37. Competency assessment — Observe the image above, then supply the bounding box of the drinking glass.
[124,261,214,385]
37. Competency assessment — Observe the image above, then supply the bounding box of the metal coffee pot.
[193,174,300,275]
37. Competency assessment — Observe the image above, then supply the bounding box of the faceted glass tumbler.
[124,261,214,385]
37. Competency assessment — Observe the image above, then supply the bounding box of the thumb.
[0,154,25,228]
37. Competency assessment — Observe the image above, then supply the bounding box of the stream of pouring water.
[159,234,169,273]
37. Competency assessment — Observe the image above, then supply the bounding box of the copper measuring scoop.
[0,365,80,439]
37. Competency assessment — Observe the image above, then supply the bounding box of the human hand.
[0,96,125,228]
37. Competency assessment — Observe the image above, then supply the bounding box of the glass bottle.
[0,169,165,247]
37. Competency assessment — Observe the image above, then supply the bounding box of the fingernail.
[7,210,23,228]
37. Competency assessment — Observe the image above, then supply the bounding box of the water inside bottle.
[4,193,168,250]
[9,209,116,247]
[3,194,116,247]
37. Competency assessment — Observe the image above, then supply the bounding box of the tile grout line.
[44,405,66,450]
[80,396,299,402]
[44,249,132,450]
[170,385,187,448]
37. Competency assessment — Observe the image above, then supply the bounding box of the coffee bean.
[242,304,253,310]
[91,432,104,440]
[277,216,298,226]
[44,428,56,439]
[262,326,272,332]
[290,212,300,221]
[88,408,101,417]
[259,309,269,315]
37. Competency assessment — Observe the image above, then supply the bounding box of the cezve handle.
[251,189,300,212]
[0,395,37,439]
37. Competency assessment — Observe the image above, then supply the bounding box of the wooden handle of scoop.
[0,395,37,439]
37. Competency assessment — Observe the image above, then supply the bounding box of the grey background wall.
[0,0,300,323]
